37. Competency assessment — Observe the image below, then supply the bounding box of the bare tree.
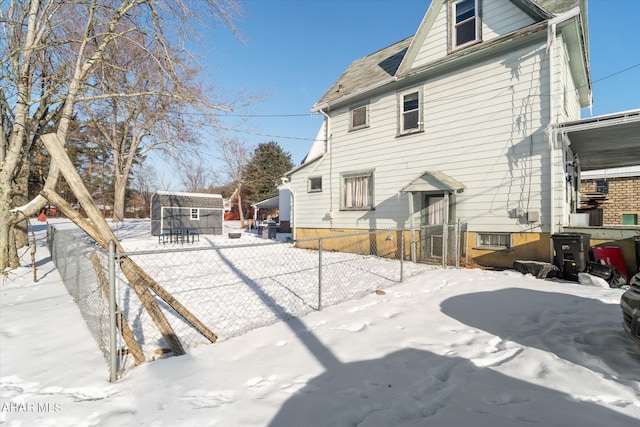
[181,162,214,193]
[215,136,252,227]
[132,162,157,218]
[0,0,243,270]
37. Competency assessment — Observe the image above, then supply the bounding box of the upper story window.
[190,208,200,220]
[349,104,369,131]
[341,170,374,210]
[399,89,422,135]
[453,0,480,49]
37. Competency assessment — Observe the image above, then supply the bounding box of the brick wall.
[581,176,640,225]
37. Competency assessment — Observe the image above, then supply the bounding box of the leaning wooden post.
[42,188,218,344]
[41,133,185,355]
[90,251,145,367]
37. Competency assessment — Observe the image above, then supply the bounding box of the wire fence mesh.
[46,223,466,380]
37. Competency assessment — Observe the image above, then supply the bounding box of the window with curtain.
[342,171,374,210]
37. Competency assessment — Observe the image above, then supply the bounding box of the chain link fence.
[47,223,466,380]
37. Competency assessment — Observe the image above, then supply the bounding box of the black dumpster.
[551,233,591,281]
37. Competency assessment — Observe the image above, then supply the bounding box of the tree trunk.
[237,186,245,228]
[113,173,127,222]
[13,156,31,250]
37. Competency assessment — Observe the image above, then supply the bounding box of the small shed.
[150,191,224,236]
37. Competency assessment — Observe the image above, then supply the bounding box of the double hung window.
[399,89,422,135]
[453,0,479,48]
[342,171,374,210]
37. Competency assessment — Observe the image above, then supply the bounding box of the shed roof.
[153,191,224,209]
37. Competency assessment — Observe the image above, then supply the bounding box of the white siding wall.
[482,0,535,40]
[413,2,448,68]
[293,40,559,233]
[413,0,536,69]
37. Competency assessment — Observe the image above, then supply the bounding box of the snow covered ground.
[1,219,639,426]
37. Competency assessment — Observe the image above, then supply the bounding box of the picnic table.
[158,227,200,244]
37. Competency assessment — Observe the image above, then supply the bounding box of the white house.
[284,0,605,268]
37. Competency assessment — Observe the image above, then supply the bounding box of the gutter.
[312,76,397,113]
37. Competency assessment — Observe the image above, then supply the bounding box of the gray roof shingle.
[313,0,582,110]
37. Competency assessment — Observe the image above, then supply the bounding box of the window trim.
[398,88,423,136]
[475,232,511,250]
[349,103,369,131]
[308,176,323,193]
[340,170,375,211]
[190,208,200,220]
[450,0,481,51]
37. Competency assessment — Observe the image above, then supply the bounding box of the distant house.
[284,0,639,269]
[580,166,640,226]
[150,191,224,236]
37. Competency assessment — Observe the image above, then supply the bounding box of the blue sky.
[158,0,640,189]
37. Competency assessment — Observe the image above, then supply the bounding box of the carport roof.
[252,195,280,209]
[557,109,640,171]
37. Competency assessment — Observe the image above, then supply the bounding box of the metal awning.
[400,171,465,194]
[252,195,280,209]
[557,110,640,171]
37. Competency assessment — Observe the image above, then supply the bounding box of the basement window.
[476,233,511,250]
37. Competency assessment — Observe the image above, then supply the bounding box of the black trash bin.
[551,233,591,281]
[262,221,277,239]
[634,236,640,275]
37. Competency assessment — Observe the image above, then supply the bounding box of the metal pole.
[442,223,447,268]
[108,240,118,382]
[318,239,323,311]
[456,219,461,268]
[400,230,404,282]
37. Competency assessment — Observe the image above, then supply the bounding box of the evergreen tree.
[243,141,294,203]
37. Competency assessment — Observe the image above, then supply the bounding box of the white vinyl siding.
[412,0,536,69]
[290,38,561,233]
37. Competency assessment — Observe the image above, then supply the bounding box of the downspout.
[546,7,581,262]
[279,178,296,240]
[548,21,557,263]
[318,109,333,223]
